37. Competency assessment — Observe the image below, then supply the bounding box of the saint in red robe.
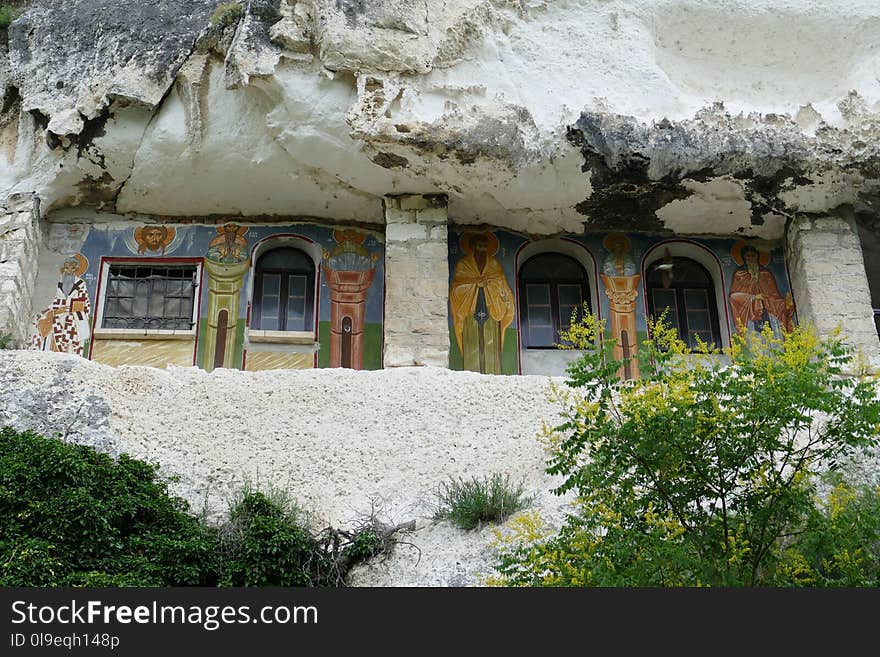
[729,266,793,334]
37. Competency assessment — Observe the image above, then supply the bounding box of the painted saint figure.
[449,231,514,374]
[31,254,92,357]
[207,224,248,263]
[602,233,637,277]
[134,225,176,255]
[729,242,794,337]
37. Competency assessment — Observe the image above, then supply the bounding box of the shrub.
[0,427,217,586]
[0,428,396,587]
[0,5,19,29]
[0,332,16,349]
[774,474,880,586]
[217,486,330,586]
[494,311,880,586]
[210,2,243,28]
[437,473,533,530]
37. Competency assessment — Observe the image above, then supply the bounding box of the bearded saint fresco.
[31,254,92,357]
[728,242,794,337]
[449,231,514,374]
[134,225,176,255]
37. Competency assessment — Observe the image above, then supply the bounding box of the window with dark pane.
[646,256,722,348]
[518,253,589,348]
[252,247,315,332]
[102,265,197,330]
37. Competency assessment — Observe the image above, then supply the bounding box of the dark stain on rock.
[7,1,220,114]
[2,84,20,115]
[565,108,866,232]
[336,0,367,26]
[75,172,118,208]
[566,123,679,232]
[368,107,539,170]
[73,108,112,168]
[371,151,410,169]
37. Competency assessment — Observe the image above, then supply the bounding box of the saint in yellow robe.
[449,250,514,374]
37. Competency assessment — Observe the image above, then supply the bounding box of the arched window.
[518,253,589,348]
[252,247,315,332]
[646,257,721,348]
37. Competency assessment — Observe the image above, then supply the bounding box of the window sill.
[248,330,316,345]
[92,328,196,341]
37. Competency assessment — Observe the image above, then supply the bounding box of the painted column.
[600,273,641,380]
[786,212,880,357]
[324,268,376,369]
[0,193,42,346]
[202,258,249,371]
[201,225,250,371]
[383,194,449,367]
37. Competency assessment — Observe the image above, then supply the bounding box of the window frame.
[250,247,317,336]
[92,257,203,340]
[517,253,590,350]
[646,257,722,349]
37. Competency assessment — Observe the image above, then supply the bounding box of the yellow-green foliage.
[210,2,243,28]
[494,313,880,587]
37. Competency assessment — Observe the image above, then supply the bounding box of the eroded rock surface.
[1,1,879,233]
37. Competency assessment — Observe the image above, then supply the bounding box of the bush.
[210,2,243,28]
[217,486,329,586]
[494,312,880,586]
[0,429,394,586]
[0,427,217,586]
[0,332,16,349]
[437,473,533,530]
[774,474,880,586]
[0,5,19,29]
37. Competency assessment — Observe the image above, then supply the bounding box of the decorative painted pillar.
[201,224,250,371]
[600,273,641,380]
[323,267,376,369]
[382,194,449,367]
[786,213,879,358]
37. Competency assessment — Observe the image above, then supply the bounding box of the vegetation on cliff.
[0,427,396,586]
[494,316,880,586]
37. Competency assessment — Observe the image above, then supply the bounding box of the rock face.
[5,0,218,126]
[1,0,879,233]
[3,0,880,586]
[0,350,575,586]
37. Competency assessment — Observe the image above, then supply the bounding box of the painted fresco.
[600,234,640,380]
[31,254,92,357]
[449,230,516,375]
[322,229,379,370]
[447,228,795,376]
[45,221,385,371]
[728,240,794,338]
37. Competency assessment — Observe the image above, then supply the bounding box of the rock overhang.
[0,0,877,236]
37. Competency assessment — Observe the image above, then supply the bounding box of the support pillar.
[786,212,879,357]
[0,193,42,347]
[382,194,449,367]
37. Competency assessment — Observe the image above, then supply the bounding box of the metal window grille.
[102,265,197,330]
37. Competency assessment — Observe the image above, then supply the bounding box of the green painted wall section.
[317,321,383,370]
[449,327,519,374]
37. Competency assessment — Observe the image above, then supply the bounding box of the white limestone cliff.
[1,1,879,235]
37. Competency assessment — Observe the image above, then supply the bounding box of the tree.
[494,312,880,586]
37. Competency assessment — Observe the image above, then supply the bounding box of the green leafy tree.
[494,311,880,586]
